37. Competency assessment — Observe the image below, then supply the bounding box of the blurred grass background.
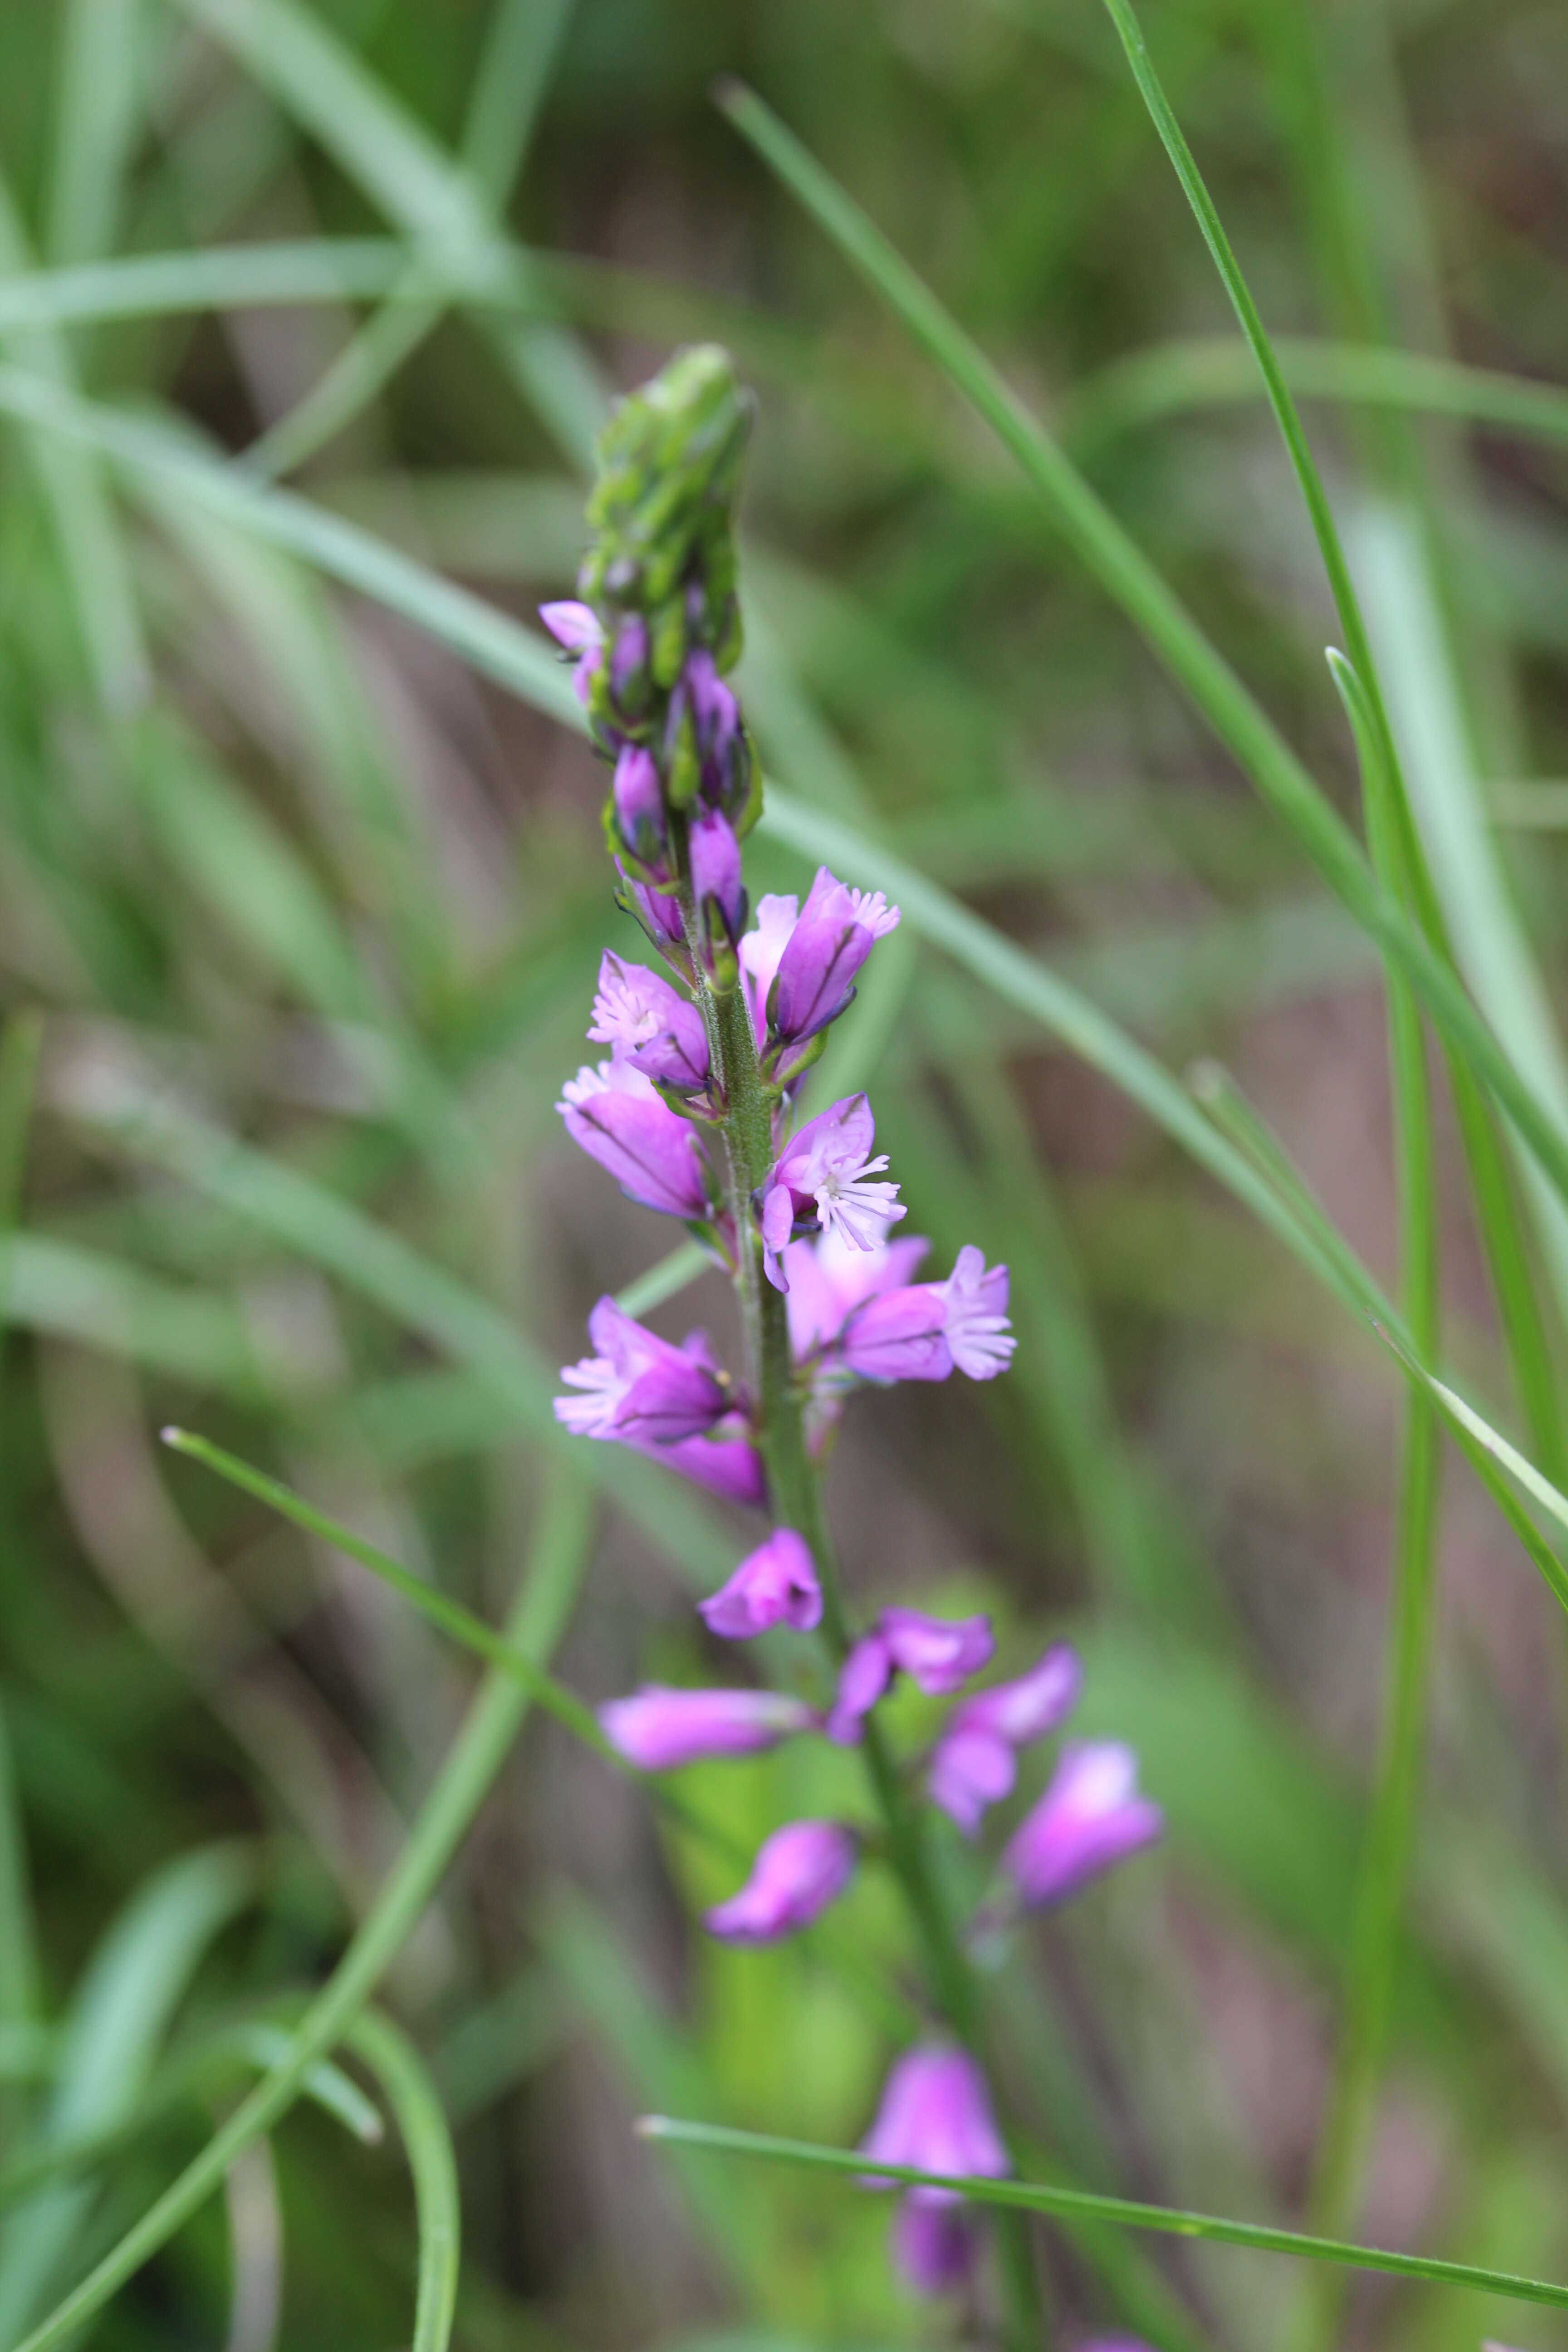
[2,0,1568,2345]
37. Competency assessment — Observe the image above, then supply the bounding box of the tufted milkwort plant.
[544,347,1161,2326]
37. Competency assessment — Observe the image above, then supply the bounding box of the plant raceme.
[548,346,1161,2311]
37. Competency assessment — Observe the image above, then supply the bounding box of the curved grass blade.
[712,84,1568,1255]
[7,1469,594,2352]
[344,2012,459,2352]
[636,2116,1568,2313]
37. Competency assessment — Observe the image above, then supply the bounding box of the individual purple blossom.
[698,1528,822,1637]
[600,1686,813,1771]
[615,859,686,949]
[610,612,651,709]
[1001,1742,1163,1910]
[860,2044,1009,2299]
[759,1095,905,1290]
[540,598,604,710]
[827,1609,995,1745]
[688,806,745,946]
[739,893,801,1045]
[782,1228,933,1361]
[768,866,901,1049]
[558,1058,709,1220]
[704,1818,857,1943]
[840,1248,1015,1385]
[554,1296,727,1447]
[612,745,664,859]
[928,1644,1082,1835]
[652,1424,768,1507]
[588,952,709,1091]
[669,649,745,812]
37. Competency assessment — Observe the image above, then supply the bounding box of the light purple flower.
[671,649,745,811]
[558,1058,709,1220]
[779,1228,927,1356]
[739,893,801,1044]
[588,952,709,1091]
[839,1248,1014,1386]
[540,599,604,709]
[554,1296,727,1447]
[928,1644,1082,1835]
[759,1095,905,1290]
[688,806,745,943]
[609,612,650,707]
[1002,1742,1163,1910]
[827,1609,995,1745]
[769,866,901,1047]
[612,745,664,857]
[698,1528,822,1637]
[600,1685,813,1771]
[704,1818,857,1942]
[861,2043,1008,2296]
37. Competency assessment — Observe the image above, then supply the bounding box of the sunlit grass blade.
[714,83,1568,1245]
[0,241,408,333]
[638,2117,1568,2313]
[160,1426,615,1761]
[343,2012,459,2352]
[6,1469,593,2352]
[613,1240,715,1320]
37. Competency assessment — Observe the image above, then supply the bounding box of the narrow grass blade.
[160,1426,614,1760]
[46,0,143,269]
[343,2012,459,2352]
[613,1240,714,1320]
[714,84,1568,1249]
[636,2117,1568,2313]
[0,241,407,333]
[7,1470,594,2352]
[0,1012,42,1352]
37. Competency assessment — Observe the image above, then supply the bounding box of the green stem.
[9,1470,594,2352]
[678,879,1041,2343]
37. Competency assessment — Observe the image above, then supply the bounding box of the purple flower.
[558,1058,709,1220]
[759,1095,905,1290]
[688,807,745,945]
[540,599,604,709]
[615,861,687,950]
[653,1424,767,1508]
[1002,1742,1163,1910]
[698,1528,822,1637]
[600,1685,813,1771]
[588,952,709,1091]
[827,1609,995,1745]
[704,1819,857,1943]
[1078,2341,1158,2352]
[670,649,745,812]
[928,1644,1082,1836]
[768,866,901,1047]
[609,613,651,710]
[554,1296,727,1446]
[839,1247,1015,1385]
[612,745,664,858]
[860,2044,1008,2298]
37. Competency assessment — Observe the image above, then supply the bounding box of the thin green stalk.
[1297,659,1441,2333]
[8,1470,594,2352]
[637,2116,1568,2316]
[343,2012,460,2352]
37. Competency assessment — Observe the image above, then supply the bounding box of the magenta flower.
[600,1685,813,1771]
[892,2201,974,2295]
[941,1247,1017,1379]
[1002,1742,1163,1910]
[782,1229,933,1360]
[704,1818,857,1943]
[759,1095,905,1290]
[558,1058,709,1220]
[928,1644,1082,1835]
[739,894,802,1044]
[669,649,746,813]
[609,612,651,711]
[699,1528,822,1637]
[612,745,664,859]
[540,598,604,709]
[861,2044,1009,2298]
[827,1608,995,1745]
[588,952,709,1091]
[768,866,901,1048]
[554,1296,727,1447]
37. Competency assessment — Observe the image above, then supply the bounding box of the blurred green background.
[2,0,1568,2345]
